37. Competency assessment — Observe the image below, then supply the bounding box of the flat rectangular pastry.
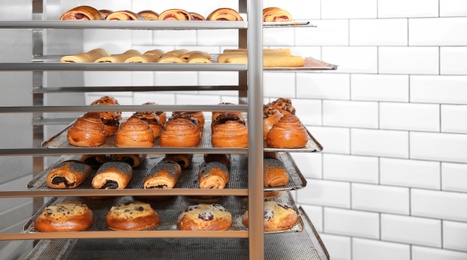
[218,52,305,67]
[60,48,110,63]
[94,49,141,63]
[46,160,92,189]
[144,161,182,189]
[91,161,133,189]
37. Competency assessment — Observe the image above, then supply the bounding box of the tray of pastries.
[27,152,307,192]
[23,191,304,234]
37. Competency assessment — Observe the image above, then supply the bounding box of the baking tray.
[23,192,304,235]
[27,152,307,192]
[41,120,323,153]
[24,206,328,260]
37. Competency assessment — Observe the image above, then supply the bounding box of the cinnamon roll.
[115,117,155,148]
[211,113,248,148]
[266,113,308,148]
[90,95,121,136]
[67,112,106,147]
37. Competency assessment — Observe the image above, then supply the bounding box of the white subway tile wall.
[80,0,467,259]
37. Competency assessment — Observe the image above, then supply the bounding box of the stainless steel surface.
[33,85,247,94]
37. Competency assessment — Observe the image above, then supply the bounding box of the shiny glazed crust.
[144,161,182,189]
[106,201,160,231]
[263,7,292,22]
[95,49,141,63]
[115,117,155,147]
[91,162,133,189]
[138,10,159,20]
[46,160,91,189]
[105,10,142,20]
[269,97,296,115]
[158,9,192,20]
[211,114,248,148]
[263,158,289,187]
[131,110,163,138]
[263,105,283,140]
[90,95,121,136]
[60,5,103,20]
[163,154,193,169]
[207,8,243,21]
[34,201,94,232]
[266,113,308,148]
[178,204,232,231]
[60,48,110,63]
[242,201,298,231]
[189,12,206,20]
[67,112,106,147]
[160,117,201,147]
[198,162,230,189]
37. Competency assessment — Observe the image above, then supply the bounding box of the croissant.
[105,10,142,20]
[263,7,293,22]
[138,10,159,20]
[144,161,182,189]
[266,113,308,148]
[263,105,283,140]
[198,162,230,189]
[80,154,110,169]
[60,48,110,63]
[60,5,103,20]
[158,9,192,20]
[67,112,106,147]
[163,154,193,169]
[264,157,289,187]
[92,162,133,189]
[90,95,121,136]
[160,115,201,147]
[115,117,155,147]
[268,97,296,115]
[203,154,231,169]
[110,154,147,168]
[94,50,141,63]
[190,12,206,21]
[131,108,163,139]
[211,113,248,148]
[46,160,91,189]
[207,8,243,21]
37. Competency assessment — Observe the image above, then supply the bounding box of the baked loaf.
[138,10,159,20]
[207,8,243,21]
[264,157,289,187]
[60,5,103,20]
[178,204,232,231]
[95,50,141,63]
[203,154,231,169]
[80,154,110,169]
[158,9,192,20]
[46,160,91,189]
[243,201,298,231]
[144,161,182,189]
[90,95,122,136]
[198,162,230,189]
[115,117,155,147]
[111,154,147,168]
[263,7,293,22]
[60,48,110,63]
[105,10,142,20]
[268,97,296,115]
[34,201,94,232]
[106,201,160,231]
[67,112,106,147]
[160,114,201,147]
[91,161,133,189]
[190,12,206,20]
[211,113,248,148]
[266,113,308,148]
[163,154,193,169]
[263,105,283,140]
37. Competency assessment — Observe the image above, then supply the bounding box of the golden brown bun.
[180,51,212,64]
[263,7,293,22]
[211,113,248,148]
[243,201,298,231]
[264,157,289,187]
[190,12,206,20]
[105,10,142,20]
[160,115,201,147]
[138,10,159,20]
[131,109,163,139]
[95,50,141,63]
[158,9,192,20]
[144,161,182,189]
[157,49,190,63]
[34,201,94,232]
[110,154,147,168]
[46,160,91,189]
[98,9,113,19]
[203,154,231,168]
[92,162,133,189]
[266,113,308,148]
[80,154,110,169]
[90,95,121,136]
[172,111,205,129]
[67,112,106,147]
[268,97,296,115]
[60,5,103,20]
[263,105,283,140]
[106,201,160,231]
[163,154,193,169]
[198,162,230,189]
[178,204,232,231]
[207,8,243,21]
[60,48,110,63]
[115,117,155,148]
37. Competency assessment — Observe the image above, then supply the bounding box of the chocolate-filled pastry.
[266,113,308,148]
[131,105,164,138]
[60,5,103,20]
[144,161,182,189]
[264,157,289,187]
[207,8,243,21]
[160,114,201,147]
[67,112,106,147]
[94,49,141,63]
[263,105,283,140]
[80,154,110,169]
[99,9,113,19]
[268,97,296,115]
[163,154,193,169]
[90,95,122,136]
[158,9,192,20]
[189,12,206,21]
[198,162,230,189]
[243,201,298,231]
[157,49,190,63]
[180,51,212,64]
[34,201,94,232]
[263,7,293,22]
[125,49,164,63]
[46,160,92,189]
[115,117,155,148]
[106,201,160,231]
[203,154,231,169]
[138,10,159,20]
[92,161,133,189]
[212,102,244,121]
[60,48,110,63]
[105,10,142,20]
[211,113,248,148]
[111,154,147,168]
[178,204,232,231]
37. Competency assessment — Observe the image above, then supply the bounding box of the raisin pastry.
[106,201,160,231]
[178,204,232,231]
[243,201,298,231]
[34,201,94,232]
[263,105,283,140]
[90,95,122,136]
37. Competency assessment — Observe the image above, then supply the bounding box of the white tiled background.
[81,0,467,259]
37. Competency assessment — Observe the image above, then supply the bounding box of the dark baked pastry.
[198,162,230,189]
[203,154,231,168]
[264,157,289,187]
[67,112,106,147]
[243,201,298,231]
[80,154,110,169]
[178,204,232,231]
[268,97,296,115]
[106,201,160,231]
[163,154,193,169]
[263,105,283,140]
[34,201,94,232]
[110,154,147,168]
[46,160,91,189]
[91,162,133,189]
[144,161,182,189]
